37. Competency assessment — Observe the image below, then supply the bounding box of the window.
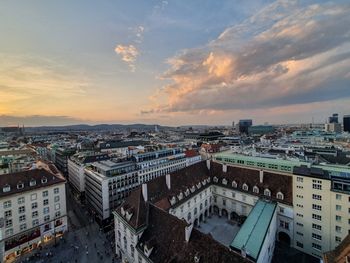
[19,215,26,222]
[18,206,25,213]
[312,204,322,211]
[54,196,60,202]
[43,207,50,214]
[43,190,48,197]
[312,233,322,241]
[44,215,50,222]
[187,212,191,221]
[3,200,11,208]
[312,214,322,221]
[43,199,49,206]
[296,195,303,199]
[336,194,342,200]
[222,199,226,206]
[29,179,36,186]
[32,211,38,218]
[296,232,303,236]
[242,184,248,191]
[31,193,37,201]
[5,210,12,218]
[296,242,304,248]
[18,197,25,204]
[335,236,342,243]
[131,245,135,258]
[280,220,289,230]
[213,196,217,203]
[55,211,61,217]
[54,187,59,194]
[253,186,259,194]
[297,204,304,208]
[5,219,13,228]
[194,208,198,215]
[20,224,27,231]
[41,177,47,184]
[297,213,303,218]
[296,222,303,227]
[335,226,341,233]
[336,205,341,211]
[279,207,285,213]
[55,204,60,210]
[336,215,342,222]
[296,177,303,182]
[232,192,236,198]
[312,180,322,190]
[312,194,322,201]
[32,219,39,226]
[312,243,322,251]
[5,228,13,237]
[32,202,38,209]
[312,223,322,231]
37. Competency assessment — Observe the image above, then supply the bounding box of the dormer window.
[242,183,248,191]
[264,189,271,197]
[30,179,36,186]
[232,181,237,188]
[213,176,218,183]
[3,184,11,193]
[276,192,284,200]
[253,186,259,194]
[222,178,227,185]
[41,177,47,184]
[17,182,24,189]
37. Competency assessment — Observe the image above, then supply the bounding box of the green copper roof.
[230,200,277,260]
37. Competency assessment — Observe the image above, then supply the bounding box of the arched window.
[253,186,259,194]
[200,203,203,210]
[264,189,271,197]
[232,181,237,188]
[205,200,208,207]
[242,183,248,191]
[276,192,284,200]
[187,212,191,221]
[130,245,135,258]
[194,207,198,215]
[123,236,127,250]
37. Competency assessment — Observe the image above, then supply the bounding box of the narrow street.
[15,185,119,263]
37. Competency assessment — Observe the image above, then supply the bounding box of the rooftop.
[230,200,277,261]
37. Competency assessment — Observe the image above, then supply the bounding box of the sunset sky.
[1,0,350,126]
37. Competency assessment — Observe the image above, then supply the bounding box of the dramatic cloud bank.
[115,44,139,71]
[144,0,350,115]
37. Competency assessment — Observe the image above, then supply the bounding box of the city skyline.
[1,0,350,126]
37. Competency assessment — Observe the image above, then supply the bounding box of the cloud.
[144,1,350,114]
[115,44,139,71]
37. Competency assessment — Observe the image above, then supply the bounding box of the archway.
[230,211,239,221]
[199,214,203,222]
[222,209,228,218]
[213,205,219,215]
[278,231,291,246]
[194,219,199,227]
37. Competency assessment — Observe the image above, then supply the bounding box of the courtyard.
[195,214,240,247]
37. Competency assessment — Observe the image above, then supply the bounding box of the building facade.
[0,168,67,262]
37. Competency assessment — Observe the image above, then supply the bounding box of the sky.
[0,0,349,126]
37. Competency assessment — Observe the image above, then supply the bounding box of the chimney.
[206,159,211,170]
[223,163,227,173]
[166,174,171,190]
[185,224,194,242]
[142,183,148,202]
[259,170,264,184]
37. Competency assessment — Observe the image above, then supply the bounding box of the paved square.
[195,215,240,247]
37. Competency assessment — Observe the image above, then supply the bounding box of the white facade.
[67,158,85,193]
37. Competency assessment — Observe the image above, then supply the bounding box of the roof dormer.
[29,179,36,187]
[213,176,218,183]
[253,186,259,194]
[222,178,227,185]
[169,196,177,206]
[242,183,248,191]
[264,188,271,197]
[232,180,237,188]
[41,177,47,184]
[276,191,284,200]
[3,184,11,193]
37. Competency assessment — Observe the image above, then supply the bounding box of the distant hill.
[25,124,172,132]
